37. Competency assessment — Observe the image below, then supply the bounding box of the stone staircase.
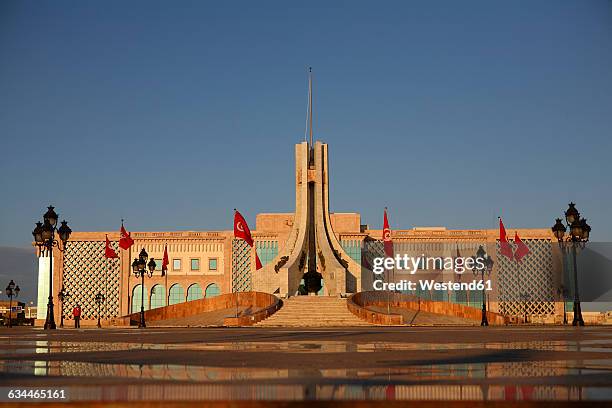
[255,296,372,327]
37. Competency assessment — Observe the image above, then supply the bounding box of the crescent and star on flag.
[234,209,262,270]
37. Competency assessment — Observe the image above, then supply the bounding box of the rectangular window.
[173,259,181,271]
[208,258,218,271]
[190,258,200,271]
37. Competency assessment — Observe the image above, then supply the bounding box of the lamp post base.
[481,306,489,326]
[139,309,146,328]
[44,301,56,330]
[573,301,585,326]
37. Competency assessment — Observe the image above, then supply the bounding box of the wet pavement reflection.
[2,338,612,354]
[1,327,612,401]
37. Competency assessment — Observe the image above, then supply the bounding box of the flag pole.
[390,208,395,295]
[515,231,527,323]
[105,254,108,323]
[234,209,238,319]
[121,219,126,316]
[121,219,131,315]
[120,218,124,317]
[384,207,391,316]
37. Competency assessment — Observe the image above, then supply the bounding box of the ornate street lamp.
[57,286,70,328]
[32,206,72,330]
[5,280,20,328]
[471,246,494,326]
[552,202,591,326]
[132,248,156,328]
[94,292,106,328]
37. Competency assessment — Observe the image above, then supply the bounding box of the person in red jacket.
[72,304,81,328]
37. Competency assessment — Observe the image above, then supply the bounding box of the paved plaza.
[1,326,612,405]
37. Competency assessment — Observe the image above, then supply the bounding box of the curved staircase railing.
[122,291,281,327]
[348,291,507,325]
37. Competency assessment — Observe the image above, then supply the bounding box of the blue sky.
[1,0,611,248]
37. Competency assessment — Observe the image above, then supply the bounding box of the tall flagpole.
[122,218,131,315]
[105,255,108,323]
[234,209,239,318]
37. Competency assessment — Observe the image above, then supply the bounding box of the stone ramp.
[256,296,372,327]
[367,305,478,326]
[148,307,262,327]
[122,292,278,327]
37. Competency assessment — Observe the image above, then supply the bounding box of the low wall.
[125,292,280,327]
[349,291,507,326]
[223,298,283,327]
[35,317,130,327]
[347,293,403,325]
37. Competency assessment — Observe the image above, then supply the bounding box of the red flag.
[521,385,534,400]
[162,243,169,276]
[104,235,118,259]
[234,210,263,270]
[385,384,396,400]
[514,232,530,263]
[119,223,134,250]
[361,255,372,271]
[505,385,517,401]
[499,218,514,260]
[383,208,394,258]
[255,252,262,270]
[234,210,254,246]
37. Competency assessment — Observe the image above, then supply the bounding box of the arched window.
[150,284,166,309]
[131,284,148,313]
[187,283,203,301]
[169,284,185,305]
[205,283,221,298]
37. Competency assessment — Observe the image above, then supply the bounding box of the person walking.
[72,304,81,328]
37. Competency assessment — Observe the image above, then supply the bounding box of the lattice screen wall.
[232,239,252,292]
[498,239,555,316]
[62,241,121,320]
[362,239,384,284]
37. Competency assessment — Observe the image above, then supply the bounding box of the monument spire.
[308,67,313,148]
[253,70,362,297]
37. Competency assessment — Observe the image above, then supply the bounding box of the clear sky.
[1,0,611,248]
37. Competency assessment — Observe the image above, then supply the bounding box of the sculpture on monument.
[253,70,366,296]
